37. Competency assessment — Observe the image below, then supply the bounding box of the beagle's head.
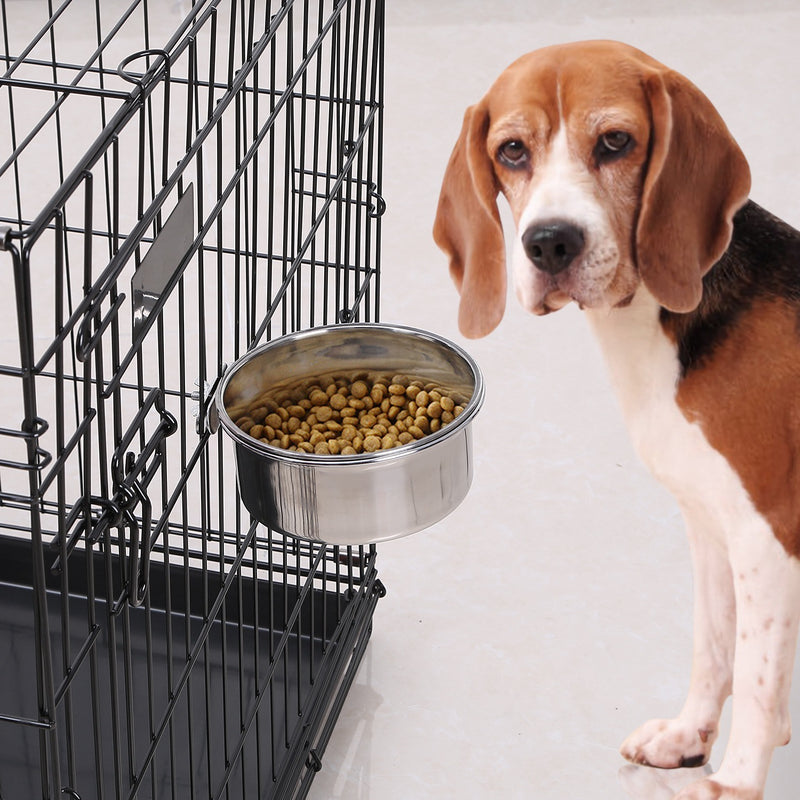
[433,40,752,338]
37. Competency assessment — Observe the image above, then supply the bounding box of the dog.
[433,40,800,800]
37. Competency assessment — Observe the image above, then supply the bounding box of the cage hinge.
[0,226,11,251]
[373,579,387,598]
[306,749,322,773]
[369,185,386,218]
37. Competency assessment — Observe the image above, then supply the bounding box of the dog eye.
[497,140,529,167]
[596,131,633,159]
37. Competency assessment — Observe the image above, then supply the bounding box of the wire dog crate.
[0,1,384,797]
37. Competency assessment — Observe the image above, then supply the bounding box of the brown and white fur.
[434,40,800,799]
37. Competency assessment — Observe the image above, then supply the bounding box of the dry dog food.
[226,371,470,455]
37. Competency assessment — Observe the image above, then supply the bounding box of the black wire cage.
[0,1,384,797]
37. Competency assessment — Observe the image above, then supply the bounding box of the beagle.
[434,40,800,800]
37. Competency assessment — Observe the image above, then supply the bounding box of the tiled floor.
[307,2,800,799]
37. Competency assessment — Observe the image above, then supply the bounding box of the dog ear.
[637,70,751,312]
[433,102,506,338]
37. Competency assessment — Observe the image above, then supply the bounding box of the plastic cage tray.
[0,1,385,797]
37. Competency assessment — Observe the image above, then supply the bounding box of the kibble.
[226,370,470,455]
[363,435,382,453]
[329,393,348,411]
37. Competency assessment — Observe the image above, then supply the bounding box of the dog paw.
[672,777,762,800]
[621,718,716,769]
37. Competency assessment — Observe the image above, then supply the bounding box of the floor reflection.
[619,763,713,799]
[310,649,384,800]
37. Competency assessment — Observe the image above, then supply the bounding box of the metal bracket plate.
[131,184,194,341]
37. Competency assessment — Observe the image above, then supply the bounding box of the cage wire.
[0,0,385,797]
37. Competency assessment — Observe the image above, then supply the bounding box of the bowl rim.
[214,322,485,466]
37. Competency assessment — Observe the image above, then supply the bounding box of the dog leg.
[672,531,800,800]
[621,509,736,769]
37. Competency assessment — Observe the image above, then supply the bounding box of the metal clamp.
[192,369,225,435]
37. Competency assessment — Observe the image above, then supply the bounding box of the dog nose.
[522,221,585,275]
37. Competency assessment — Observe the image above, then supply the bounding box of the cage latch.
[120,478,153,609]
[90,388,177,609]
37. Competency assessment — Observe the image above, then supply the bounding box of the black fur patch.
[660,201,800,375]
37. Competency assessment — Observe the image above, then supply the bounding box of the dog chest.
[585,291,756,528]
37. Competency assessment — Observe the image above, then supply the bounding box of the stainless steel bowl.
[215,323,484,545]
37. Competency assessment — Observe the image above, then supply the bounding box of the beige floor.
[308,2,800,799]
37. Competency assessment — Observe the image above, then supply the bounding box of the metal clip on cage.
[0,1,385,797]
